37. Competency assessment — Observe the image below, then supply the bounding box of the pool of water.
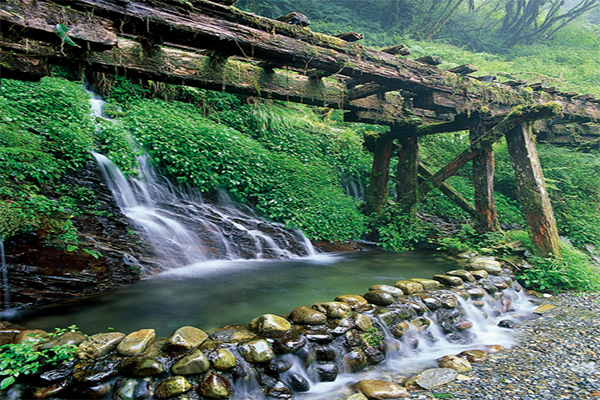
[22,250,460,336]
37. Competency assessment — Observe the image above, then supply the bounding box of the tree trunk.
[470,128,500,231]
[365,134,393,217]
[396,136,419,218]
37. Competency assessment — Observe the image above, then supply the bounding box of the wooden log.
[335,32,364,42]
[276,12,310,27]
[415,55,443,66]
[365,134,393,217]
[347,82,383,101]
[396,136,419,217]
[470,129,500,231]
[448,64,478,75]
[381,45,410,56]
[505,124,561,257]
[418,163,477,218]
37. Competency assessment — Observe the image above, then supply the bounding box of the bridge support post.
[396,136,419,218]
[365,133,393,217]
[505,123,561,257]
[470,128,500,232]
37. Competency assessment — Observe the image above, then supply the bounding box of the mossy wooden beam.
[418,162,477,218]
[505,124,561,257]
[396,137,419,218]
[365,134,394,217]
[0,38,347,108]
[470,129,500,231]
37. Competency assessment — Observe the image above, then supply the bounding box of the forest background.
[2,0,600,291]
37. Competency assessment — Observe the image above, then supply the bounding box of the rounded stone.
[212,348,236,370]
[369,284,404,298]
[117,329,156,357]
[363,290,395,306]
[39,332,86,350]
[343,349,367,373]
[433,274,464,287]
[410,317,431,332]
[410,278,441,290]
[198,372,232,399]
[466,257,502,275]
[312,302,351,319]
[394,280,424,294]
[289,306,327,325]
[165,326,208,351]
[353,313,373,332]
[412,368,458,389]
[171,349,210,375]
[156,376,192,399]
[458,349,488,363]
[249,314,291,334]
[239,339,274,363]
[438,355,472,372]
[485,344,506,353]
[466,287,486,299]
[470,269,489,280]
[446,269,475,283]
[352,379,410,399]
[13,329,48,345]
[335,295,368,310]
[77,332,126,360]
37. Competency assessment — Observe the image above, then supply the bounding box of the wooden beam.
[505,124,561,257]
[418,163,477,218]
[396,136,419,217]
[470,128,500,231]
[365,134,393,217]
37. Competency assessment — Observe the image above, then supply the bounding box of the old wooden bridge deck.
[2,0,600,256]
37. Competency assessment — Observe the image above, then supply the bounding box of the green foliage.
[433,224,508,255]
[509,231,600,292]
[362,326,384,347]
[376,212,430,252]
[0,326,80,390]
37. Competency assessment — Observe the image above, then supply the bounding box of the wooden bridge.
[3,0,600,257]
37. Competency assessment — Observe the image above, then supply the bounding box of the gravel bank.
[415,292,600,399]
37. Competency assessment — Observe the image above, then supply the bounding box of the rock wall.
[0,256,526,399]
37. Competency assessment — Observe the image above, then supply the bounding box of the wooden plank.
[505,124,561,257]
[365,134,393,217]
[396,136,419,217]
[470,128,500,231]
[418,162,477,218]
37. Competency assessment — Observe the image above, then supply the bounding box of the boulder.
[39,332,86,350]
[165,326,208,351]
[312,302,351,319]
[117,329,155,357]
[289,306,327,325]
[438,355,472,372]
[13,329,48,345]
[466,257,502,275]
[458,349,488,363]
[155,376,192,398]
[394,280,424,295]
[249,314,291,334]
[212,348,237,370]
[369,285,404,298]
[353,313,373,331]
[352,379,409,399]
[239,339,274,363]
[411,368,458,389]
[470,270,489,280]
[410,278,441,290]
[171,349,210,375]
[77,332,126,360]
[364,290,395,306]
[433,274,463,287]
[335,295,368,310]
[446,269,475,283]
[198,372,232,399]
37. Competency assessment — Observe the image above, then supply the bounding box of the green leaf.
[1,376,15,390]
[55,24,80,48]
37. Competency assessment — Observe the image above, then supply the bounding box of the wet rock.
[438,293,459,309]
[13,329,48,344]
[39,363,74,383]
[165,326,208,351]
[314,362,338,382]
[39,332,86,350]
[171,349,210,375]
[249,314,291,335]
[369,285,404,298]
[411,368,458,389]
[345,394,368,400]
[30,379,69,399]
[480,281,498,295]
[265,380,294,399]
[438,355,472,372]
[493,281,510,290]
[364,290,395,306]
[456,320,473,330]
[394,280,423,294]
[288,306,327,325]
[466,287,486,299]
[156,376,192,398]
[266,358,293,375]
[433,274,464,287]
[211,348,236,370]
[458,349,488,363]
[472,300,485,307]
[287,373,310,392]
[335,295,368,310]
[304,329,334,343]
[130,357,167,377]
[353,313,373,331]
[71,382,113,399]
[312,302,351,319]
[390,321,410,339]
[485,344,506,353]
[72,355,124,383]
[329,316,352,336]
[466,257,502,275]
[198,372,232,399]
[115,378,138,400]
[0,329,20,345]
[446,269,475,282]
[239,339,274,363]
[117,329,155,357]
[343,349,367,373]
[209,325,258,344]
[271,334,307,354]
[410,317,431,331]
[533,304,556,314]
[417,294,441,310]
[452,289,470,300]
[315,345,337,361]
[498,319,519,329]
[352,379,409,399]
[389,305,413,320]
[410,278,441,290]
[77,332,126,360]
[470,269,489,280]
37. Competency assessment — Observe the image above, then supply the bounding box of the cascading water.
[89,92,313,272]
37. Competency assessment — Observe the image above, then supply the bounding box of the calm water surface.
[23,250,459,336]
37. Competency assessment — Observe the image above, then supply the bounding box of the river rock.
[0,329,20,345]
[352,379,409,399]
[289,306,327,324]
[71,382,112,399]
[165,326,208,351]
[239,339,274,363]
[212,348,237,370]
[208,325,258,345]
[77,332,126,360]
[30,379,70,398]
[287,373,310,392]
[411,368,458,389]
[466,287,486,299]
[470,269,489,280]
[364,290,395,306]
[271,334,307,354]
[410,278,441,290]
[13,329,48,344]
[156,376,192,398]
[485,344,506,353]
[313,302,351,319]
[438,293,459,309]
[438,355,472,372]
[498,319,519,329]
[369,285,404,298]
[314,362,339,382]
[249,314,291,334]
[335,295,368,310]
[394,280,423,294]
[353,313,373,331]
[343,349,367,373]
[458,349,488,363]
[345,395,368,400]
[117,329,155,356]
[433,274,463,287]
[198,372,232,399]
[265,380,294,399]
[467,257,502,275]
[39,332,86,350]
[171,349,210,375]
[446,269,475,282]
[417,294,441,310]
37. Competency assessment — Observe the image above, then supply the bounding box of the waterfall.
[88,91,314,272]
